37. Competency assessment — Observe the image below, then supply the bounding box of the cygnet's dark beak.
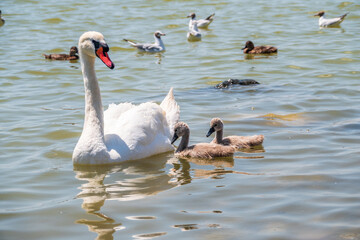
[171,133,179,144]
[206,127,215,137]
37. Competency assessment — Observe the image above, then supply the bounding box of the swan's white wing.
[104,102,173,161]
[104,102,135,134]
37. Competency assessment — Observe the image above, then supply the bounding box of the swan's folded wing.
[105,102,173,160]
[104,102,136,134]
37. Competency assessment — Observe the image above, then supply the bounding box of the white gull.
[124,31,166,52]
[314,11,349,27]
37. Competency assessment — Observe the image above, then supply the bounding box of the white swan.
[73,31,180,165]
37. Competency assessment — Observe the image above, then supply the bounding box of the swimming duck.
[171,122,235,159]
[314,11,349,28]
[43,46,79,60]
[187,12,215,29]
[206,118,264,148]
[187,22,202,42]
[0,10,4,26]
[73,31,180,164]
[242,41,277,54]
[215,79,259,89]
[123,31,166,52]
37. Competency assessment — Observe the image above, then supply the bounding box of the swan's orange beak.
[96,47,114,69]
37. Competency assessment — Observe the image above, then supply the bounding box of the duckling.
[242,41,277,54]
[0,10,5,26]
[314,11,349,28]
[43,46,79,60]
[215,79,259,89]
[172,122,235,159]
[187,12,215,29]
[206,118,264,148]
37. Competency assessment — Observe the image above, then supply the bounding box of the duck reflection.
[244,53,278,60]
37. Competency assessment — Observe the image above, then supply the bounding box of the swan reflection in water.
[74,153,189,239]
[74,150,264,239]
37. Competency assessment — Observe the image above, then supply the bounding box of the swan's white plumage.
[73,31,179,165]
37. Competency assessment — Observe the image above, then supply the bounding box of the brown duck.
[43,46,79,60]
[206,118,264,148]
[0,10,5,26]
[242,41,277,54]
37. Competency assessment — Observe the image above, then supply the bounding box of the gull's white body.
[73,32,179,164]
[187,22,202,41]
[124,32,165,52]
[317,12,348,27]
[188,13,215,29]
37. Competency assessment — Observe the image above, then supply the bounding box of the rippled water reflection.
[1,0,360,239]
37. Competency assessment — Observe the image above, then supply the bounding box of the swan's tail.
[160,88,180,136]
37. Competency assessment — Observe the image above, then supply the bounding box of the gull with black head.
[123,31,166,52]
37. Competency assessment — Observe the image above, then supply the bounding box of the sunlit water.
[1,0,360,239]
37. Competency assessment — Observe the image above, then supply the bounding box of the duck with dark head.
[242,41,277,54]
[0,10,5,26]
[43,46,79,60]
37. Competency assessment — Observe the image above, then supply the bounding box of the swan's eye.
[92,39,100,50]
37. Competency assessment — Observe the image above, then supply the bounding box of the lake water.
[1,0,360,239]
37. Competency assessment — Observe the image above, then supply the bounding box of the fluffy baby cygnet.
[206,118,264,148]
[171,122,235,159]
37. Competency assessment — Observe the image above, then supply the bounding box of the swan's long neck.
[177,131,190,153]
[155,36,165,50]
[80,52,104,140]
[215,129,223,144]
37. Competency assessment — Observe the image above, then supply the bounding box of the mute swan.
[314,11,349,28]
[206,118,264,148]
[242,41,278,54]
[171,122,235,159]
[187,22,202,42]
[123,31,166,52]
[43,46,79,60]
[73,31,180,165]
[187,13,215,29]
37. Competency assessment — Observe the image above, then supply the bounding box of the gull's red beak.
[96,47,114,69]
